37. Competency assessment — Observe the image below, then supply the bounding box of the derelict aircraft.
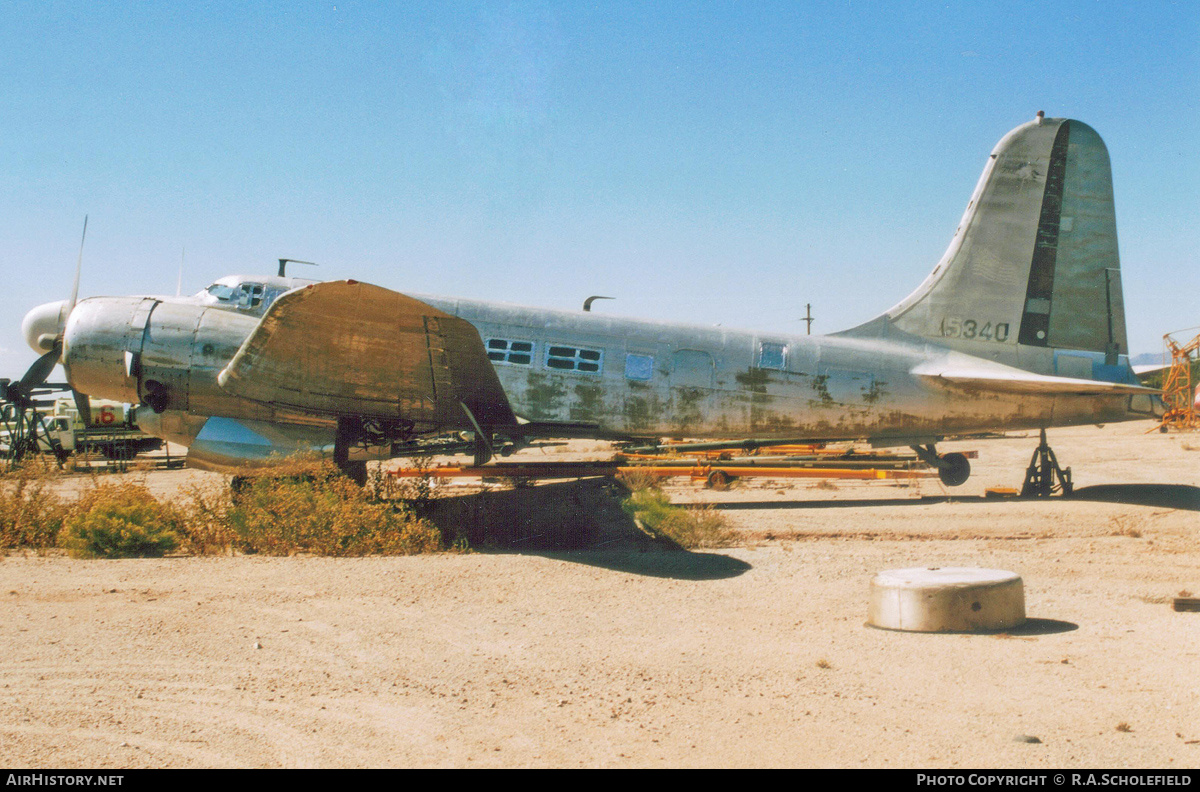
[15,114,1163,485]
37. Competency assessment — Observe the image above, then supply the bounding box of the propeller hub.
[21,300,68,353]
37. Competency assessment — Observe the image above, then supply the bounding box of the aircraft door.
[670,349,714,434]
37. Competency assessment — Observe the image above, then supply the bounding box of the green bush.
[59,482,180,558]
[620,483,736,549]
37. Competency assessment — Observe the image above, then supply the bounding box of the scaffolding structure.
[0,392,68,467]
[1157,327,1200,432]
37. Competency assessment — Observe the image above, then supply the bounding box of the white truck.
[21,399,162,460]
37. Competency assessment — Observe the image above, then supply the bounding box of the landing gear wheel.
[937,452,971,487]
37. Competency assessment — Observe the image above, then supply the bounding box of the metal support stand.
[0,399,66,467]
[334,416,368,486]
[459,402,494,467]
[1021,429,1072,497]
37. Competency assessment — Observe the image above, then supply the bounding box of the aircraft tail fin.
[843,115,1133,381]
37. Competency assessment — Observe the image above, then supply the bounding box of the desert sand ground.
[2,420,1198,768]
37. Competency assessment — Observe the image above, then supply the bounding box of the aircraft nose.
[21,300,68,353]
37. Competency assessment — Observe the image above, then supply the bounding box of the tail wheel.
[938,452,971,487]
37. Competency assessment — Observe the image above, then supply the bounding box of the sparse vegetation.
[617,474,736,549]
[1116,722,1133,733]
[2,454,445,557]
[59,481,181,559]
[0,459,70,550]
[221,460,442,556]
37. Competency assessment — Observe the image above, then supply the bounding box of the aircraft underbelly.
[500,361,1135,442]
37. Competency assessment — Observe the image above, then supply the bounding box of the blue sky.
[2,0,1197,380]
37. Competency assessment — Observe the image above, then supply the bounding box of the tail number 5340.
[939,318,1010,342]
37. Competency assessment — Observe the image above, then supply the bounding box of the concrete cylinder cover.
[869,567,1026,632]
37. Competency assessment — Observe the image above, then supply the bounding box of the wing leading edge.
[217,280,516,429]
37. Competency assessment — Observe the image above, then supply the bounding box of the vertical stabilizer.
[845,116,1129,377]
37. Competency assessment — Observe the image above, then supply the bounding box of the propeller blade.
[17,347,62,392]
[66,215,88,318]
[72,389,92,426]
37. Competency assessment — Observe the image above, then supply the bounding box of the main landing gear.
[910,444,972,487]
[1020,428,1072,498]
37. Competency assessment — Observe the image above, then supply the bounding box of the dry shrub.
[59,481,181,559]
[0,460,69,549]
[616,468,666,493]
[380,458,436,505]
[222,459,442,556]
[171,482,240,555]
[620,485,735,549]
[5,453,446,558]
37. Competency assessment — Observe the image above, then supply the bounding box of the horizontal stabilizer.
[218,280,516,428]
[915,363,1158,396]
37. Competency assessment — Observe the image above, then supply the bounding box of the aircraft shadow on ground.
[414,478,751,581]
[712,496,989,511]
[712,484,1200,512]
[1066,484,1200,511]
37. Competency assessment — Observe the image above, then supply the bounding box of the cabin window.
[485,338,534,365]
[546,344,603,374]
[237,283,265,309]
[758,341,787,371]
[624,353,654,381]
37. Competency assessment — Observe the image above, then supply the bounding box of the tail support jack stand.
[1021,429,1072,498]
[334,417,368,486]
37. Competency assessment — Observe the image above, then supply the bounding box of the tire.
[938,452,971,487]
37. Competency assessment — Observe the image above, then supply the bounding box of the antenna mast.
[278,258,318,277]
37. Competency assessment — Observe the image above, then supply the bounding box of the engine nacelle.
[63,296,262,418]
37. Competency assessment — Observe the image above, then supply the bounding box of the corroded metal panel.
[219,281,515,428]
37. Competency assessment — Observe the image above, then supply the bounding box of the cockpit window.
[207,284,238,301]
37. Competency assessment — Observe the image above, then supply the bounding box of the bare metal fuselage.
[62,290,1146,462]
[38,117,1163,471]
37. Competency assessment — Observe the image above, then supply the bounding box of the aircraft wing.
[217,280,516,428]
[915,363,1159,396]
